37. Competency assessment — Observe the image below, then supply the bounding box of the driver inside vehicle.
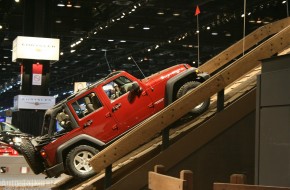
[103,82,121,100]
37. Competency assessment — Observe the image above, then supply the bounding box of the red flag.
[195,5,200,16]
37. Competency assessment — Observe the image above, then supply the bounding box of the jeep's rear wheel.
[18,138,44,174]
[177,81,210,115]
[65,145,99,179]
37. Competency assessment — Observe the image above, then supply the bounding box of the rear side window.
[71,92,102,118]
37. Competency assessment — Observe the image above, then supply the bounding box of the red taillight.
[12,149,18,155]
[40,149,47,159]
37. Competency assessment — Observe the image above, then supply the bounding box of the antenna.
[103,50,112,73]
[130,56,146,78]
[130,56,154,91]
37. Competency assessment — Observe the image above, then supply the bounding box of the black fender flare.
[56,134,105,163]
[164,67,209,106]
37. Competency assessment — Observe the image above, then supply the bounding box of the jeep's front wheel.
[177,81,210,115]
[65,145,99,179]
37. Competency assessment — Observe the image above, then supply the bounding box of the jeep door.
[101,76,154,135]
[68,91,119,143]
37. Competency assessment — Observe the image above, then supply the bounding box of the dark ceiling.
[0,0,289,113]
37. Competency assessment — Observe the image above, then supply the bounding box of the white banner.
[14,95,55,110]
[12,36,60,62]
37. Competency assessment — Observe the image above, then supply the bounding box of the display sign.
[32,63,43,85]
[14,95,55,110]
[12,36,60,62]
[74,82,87,92]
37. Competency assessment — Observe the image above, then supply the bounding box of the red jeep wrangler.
[17,64,210,179]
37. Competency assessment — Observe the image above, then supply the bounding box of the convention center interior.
[0,0,290,189]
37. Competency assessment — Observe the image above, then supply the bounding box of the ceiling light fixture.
[143,26,150,30]
[256,19,262,23]
[173,12,180,16]
[108,39,114,42]
[157,10,164,15]
[74,2,81,8]
[120,40,126,43]
[57,1,65,7]
[67,1,72,7]
[90,47,96,51]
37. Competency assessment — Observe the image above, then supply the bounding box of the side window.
[102,76,133,101]
[72,92,102,118]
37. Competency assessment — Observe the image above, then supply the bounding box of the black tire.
[18,138,44,174]
[65,145,99,179]
[176,81,210,115]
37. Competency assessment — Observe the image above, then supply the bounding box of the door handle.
[84,119,93,128]
[112,103,122,112]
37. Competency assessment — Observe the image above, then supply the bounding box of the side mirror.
[130,81,140,93]
[128,82,141,103]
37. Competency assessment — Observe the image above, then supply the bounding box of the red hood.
[141,64,190,87]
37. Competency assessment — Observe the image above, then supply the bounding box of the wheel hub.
[73,151,93,173]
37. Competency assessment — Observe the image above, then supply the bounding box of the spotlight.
[157,10,164,15]
[143,26,150,30]
[67,1,72,7]
[57,1,65,7]
[74,2,81,8]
